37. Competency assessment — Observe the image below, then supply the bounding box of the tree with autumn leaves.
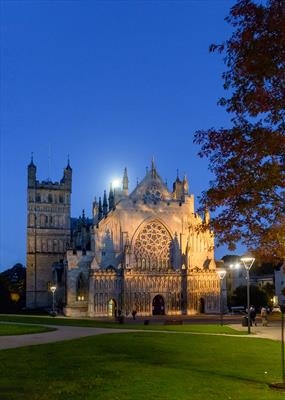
[194,0,285,261]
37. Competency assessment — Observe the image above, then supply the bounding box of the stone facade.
[26,158,72,309]
[63,160,220,317]
[26,158,221,316]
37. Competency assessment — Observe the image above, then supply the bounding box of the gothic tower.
[26,157,72,309]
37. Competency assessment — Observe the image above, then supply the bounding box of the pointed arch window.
[76,273,87,301]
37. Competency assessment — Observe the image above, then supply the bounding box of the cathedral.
[26,158,221,317]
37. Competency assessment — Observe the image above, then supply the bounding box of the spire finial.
[151,156,155,170]
[123,167,129,193]
[65,154,72,171]
[151,156,157,178]
[29,152,36,168]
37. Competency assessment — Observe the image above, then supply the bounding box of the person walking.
[250,306,257,326]
[261,306,268,326]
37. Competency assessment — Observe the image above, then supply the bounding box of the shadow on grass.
[0,331,283,400]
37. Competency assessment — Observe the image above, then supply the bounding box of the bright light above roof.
[112,179,121,189]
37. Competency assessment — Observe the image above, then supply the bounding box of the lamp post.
[240,255,255,334]
[217,269,227,326]
[280,304,285,386]
[50,284,56,315]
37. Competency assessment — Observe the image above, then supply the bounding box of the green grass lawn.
[0,323,55,336]
[0,314,118,328]
[0,314,246,334]
[0,329,283,400]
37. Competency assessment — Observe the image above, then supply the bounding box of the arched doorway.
[152,295,165,315]
[199,297,205,313]
[107,298,117,317]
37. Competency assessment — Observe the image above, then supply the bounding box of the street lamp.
[280,304,285,386]
[269,303,285,390]
[50,284,57,316]
[229,263,240,270]
[240,254,255,334]
[217,269,227,326]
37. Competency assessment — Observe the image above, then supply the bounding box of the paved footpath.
[0,321,283,350]
[229,321,282,341]
[0,326,134,350]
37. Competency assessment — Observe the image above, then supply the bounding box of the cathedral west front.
[26,158,221,317]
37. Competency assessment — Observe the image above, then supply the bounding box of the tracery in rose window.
[134,220,171,271]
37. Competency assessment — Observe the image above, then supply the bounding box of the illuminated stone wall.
[65,162,220,317]
[26,160,72,309]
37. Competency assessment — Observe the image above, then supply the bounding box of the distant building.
[26,158,221,317]
[0,263,26,312]
[274,262,285,305]
[221,256,275,308]
[224,260,246,299]
[252,274,274,289]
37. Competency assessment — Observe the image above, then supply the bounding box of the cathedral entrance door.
[152,295,165,315]
[107,299,117,317]
[199,298,205,313]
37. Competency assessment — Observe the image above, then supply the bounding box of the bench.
[164,320,183,325]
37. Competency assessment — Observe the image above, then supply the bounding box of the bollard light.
[50,285,57,315]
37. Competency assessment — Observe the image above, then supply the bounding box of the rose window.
[134,221,171,270]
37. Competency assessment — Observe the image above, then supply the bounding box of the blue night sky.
[0,0,242,271]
